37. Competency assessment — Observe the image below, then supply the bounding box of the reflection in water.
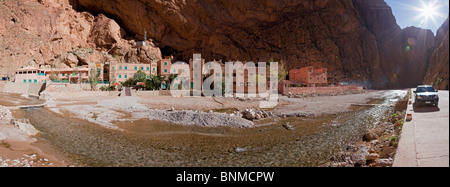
[9,91,406,167]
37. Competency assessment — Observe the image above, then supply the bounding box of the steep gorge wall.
[353,0,435,89]
[424,17,449,90]
[1,0,444,89]
[0,0,162,79]
[68,0,437,89]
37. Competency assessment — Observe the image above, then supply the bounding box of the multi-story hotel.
[111,63,156,83]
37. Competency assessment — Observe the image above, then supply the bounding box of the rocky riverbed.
[1,90,407,167]
[1,105,65,167]
[321,94,408,167]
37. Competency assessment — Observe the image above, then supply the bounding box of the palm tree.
[167,74,178,90]
[148,74,164,90]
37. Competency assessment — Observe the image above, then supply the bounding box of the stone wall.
[136,91,160,97]
[281,85,363,95]
[1,82,46,96]
[39,91,116,100]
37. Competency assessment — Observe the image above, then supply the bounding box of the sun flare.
[414,0,444,26]
[420,1,438,19]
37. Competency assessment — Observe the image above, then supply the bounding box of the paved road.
[394,90,449,167]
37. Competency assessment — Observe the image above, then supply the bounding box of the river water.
[2,91,406,167]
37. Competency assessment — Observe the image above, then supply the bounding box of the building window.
[147,75,150,79]
[119,75,122,79]
[34,79,37,83]
[164,62,167,66]
[125,75,128,79]
[23,80,27,83]
[164,69,168,73]
[29,79,32,83]
[153,68,156,71]
[135,66,138,70]
[119,66,122,70]
[124,66,128,70]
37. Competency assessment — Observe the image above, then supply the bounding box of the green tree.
[146,74,164,90]
[122,77,136,87]
[270,58,288,84]
[167,74,178,90]
[89,68,101,91]
[134,70,147,83]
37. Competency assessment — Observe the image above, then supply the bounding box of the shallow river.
[2,91,406,167]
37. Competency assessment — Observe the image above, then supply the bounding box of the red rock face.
[0,0,161,77]
[424,17,449,90]
[1,0,446,89]
[69,0,383,88]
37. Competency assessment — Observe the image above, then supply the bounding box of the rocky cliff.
[353,0,435,89]
[0,0,161,77]
[1,0,446,89]
[424,17,449,90]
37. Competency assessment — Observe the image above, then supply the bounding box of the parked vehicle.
[414,85,439,107]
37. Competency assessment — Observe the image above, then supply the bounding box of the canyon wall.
[1,0,447,89]
[424,17,449,90]
[0,0,161,78]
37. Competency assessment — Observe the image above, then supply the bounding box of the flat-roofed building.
[158,56,173,77]
[15,66,92,84]
[289,66,327,87]
[111,63,152,83]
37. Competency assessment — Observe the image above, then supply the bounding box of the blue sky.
[385,0,449,34]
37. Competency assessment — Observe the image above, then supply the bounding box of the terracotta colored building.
[289,66,328,87]
[189,55,206,90]
[159,56,173,77]
[111,63,154,83]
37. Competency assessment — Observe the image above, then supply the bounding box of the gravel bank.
[57,96,254,129]
[133,109,254,128]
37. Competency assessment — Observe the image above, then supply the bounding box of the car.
[414,85,439,107]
